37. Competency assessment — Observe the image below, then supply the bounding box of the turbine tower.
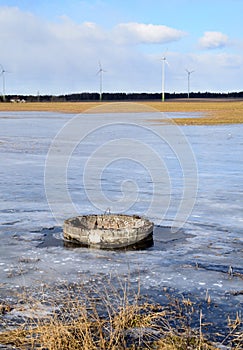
[0,64,7,102]
[161,55,168,102]
[97,61,106,101]
[186,69,195,99]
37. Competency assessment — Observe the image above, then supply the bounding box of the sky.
[0,0,242,95]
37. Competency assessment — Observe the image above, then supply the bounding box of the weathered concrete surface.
[63,214,154,249]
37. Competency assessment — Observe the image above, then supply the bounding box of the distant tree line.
[2,91,243,102]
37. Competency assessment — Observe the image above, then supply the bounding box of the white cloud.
[0,7,109,93]
[49,17,106,41]
[169,51,243,92]
[199,31,229,49]
[0,7,187,94]
[148,50,243,93]
[0,6,242,94]
[114,22,186,44]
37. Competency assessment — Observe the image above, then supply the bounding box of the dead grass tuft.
[1,280,241,349]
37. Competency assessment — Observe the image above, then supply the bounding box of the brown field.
[0,99,243,124]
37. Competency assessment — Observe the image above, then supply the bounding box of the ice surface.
[0,111,242,313]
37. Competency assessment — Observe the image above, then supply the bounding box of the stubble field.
[0,99,243,124]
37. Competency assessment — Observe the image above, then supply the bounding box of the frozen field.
[0,109,242,339]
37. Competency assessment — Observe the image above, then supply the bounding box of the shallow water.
[0,110,242,339]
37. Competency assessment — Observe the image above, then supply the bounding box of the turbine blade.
[186,69,195,74]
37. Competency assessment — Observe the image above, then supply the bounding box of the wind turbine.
[186,69,195,99]
[0,64,8,102]
[97,61,106,101]
[161,54,168,102]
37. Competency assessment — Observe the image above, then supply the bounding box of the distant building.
[10,98,26,103]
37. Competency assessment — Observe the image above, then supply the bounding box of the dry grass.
[0,281,242,349]
[0,101,102,114]
[147,100,243,125]
[0,99,243,124]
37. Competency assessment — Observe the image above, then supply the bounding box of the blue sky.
[0,0,242,95]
